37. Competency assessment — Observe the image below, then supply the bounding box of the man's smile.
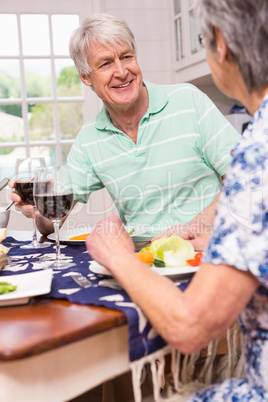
[112,80,133,89]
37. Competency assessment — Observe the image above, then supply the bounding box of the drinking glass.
[33,165,74,269]
[14,157,50,249]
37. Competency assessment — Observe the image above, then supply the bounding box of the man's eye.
[100,61,111,68]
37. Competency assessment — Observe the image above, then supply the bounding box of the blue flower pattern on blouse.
[190,94,268,401]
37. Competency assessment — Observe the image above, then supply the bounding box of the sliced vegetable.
[0,282,17,294]
[70,228,135,241]
[186,252,203,267]
[69,233,91,241]
[186,259,200,266]
[135,251,154,264]
[195,252,203,260]
[153,259,166,268]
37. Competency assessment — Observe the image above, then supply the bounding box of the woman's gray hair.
[69,13,136,76]
[195,0,268,92]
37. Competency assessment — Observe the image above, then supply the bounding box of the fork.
[70,273,97,288]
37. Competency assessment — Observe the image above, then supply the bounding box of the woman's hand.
[86,215,135,273]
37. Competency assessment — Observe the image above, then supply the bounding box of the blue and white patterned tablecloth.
[1,237,189,362]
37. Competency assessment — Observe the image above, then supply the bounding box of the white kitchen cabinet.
[173,0,210,82]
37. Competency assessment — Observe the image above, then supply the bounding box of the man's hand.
[152,193,221,250]
[86,215,135,272]
[9,179,55,234]
[8,179,38,219]
[152,219,213,251]
[152,225,211,251]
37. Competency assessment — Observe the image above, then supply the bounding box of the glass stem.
[32,207,39,247]
[53,220,61,262]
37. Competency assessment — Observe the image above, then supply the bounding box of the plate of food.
[47,226,150,245]
[89,260,199,278]
[90,236,202,279]
[47,228,92,245]
[0,269,53,307]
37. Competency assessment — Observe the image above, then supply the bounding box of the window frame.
[0,0,102,171]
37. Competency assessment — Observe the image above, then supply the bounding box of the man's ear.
[80,73,92,87]
[215,27,229,63]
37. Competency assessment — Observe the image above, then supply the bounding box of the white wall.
[103,0,175,84]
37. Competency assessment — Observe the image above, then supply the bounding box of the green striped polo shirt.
[67,81,240,236]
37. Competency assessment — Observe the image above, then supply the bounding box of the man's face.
[81,41,143,111]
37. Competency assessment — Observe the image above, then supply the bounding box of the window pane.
[24,60,52,98]
[0,147,26,180]
[29,145,56,166]
[61,144,72,164]
[28,103,54,141]
[174,18,183,61]
[189,10,202,55]
[55,59,82,97]
[0,60,21,99]
[173,0,181,14]
[59,102,83,139]
[0,14,19,56]
[21,14,50,56]
[0,107,24,142]
[52,14,79,56]
[45,146,57,166]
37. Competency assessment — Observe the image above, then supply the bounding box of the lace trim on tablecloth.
[130,321,244,402]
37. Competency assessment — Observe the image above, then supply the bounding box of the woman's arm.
[86,215,260,354]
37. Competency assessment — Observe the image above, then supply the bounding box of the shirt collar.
[95,80,168,131]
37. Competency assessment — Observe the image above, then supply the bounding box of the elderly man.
[11,13,239,250]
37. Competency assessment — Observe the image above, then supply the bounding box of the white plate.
[47,228,91,244]
[0,269,53,307]
[89,260,198,278]
[47,227,150,245]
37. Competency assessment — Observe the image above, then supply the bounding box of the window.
[0,0,96,180]
[173,0,203,66]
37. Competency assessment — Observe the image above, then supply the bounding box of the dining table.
[0,230,130,402]
[0,230,235,402]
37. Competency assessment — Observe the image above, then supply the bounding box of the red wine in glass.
[14,181,35,205]
[34,193,73,221]
[34,165,74,269]
[14,157,51,249]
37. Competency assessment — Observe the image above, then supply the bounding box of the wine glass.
[33,165,74,269]
[14,157,50,249]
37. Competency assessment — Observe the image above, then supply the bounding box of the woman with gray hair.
[86,1,268,400]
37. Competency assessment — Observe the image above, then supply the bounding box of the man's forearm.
[190,193,221,234]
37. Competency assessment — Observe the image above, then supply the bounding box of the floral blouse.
[191,94,268,401]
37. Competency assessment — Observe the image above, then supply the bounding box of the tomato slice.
[195,252,203,260]
[186,259,200,266]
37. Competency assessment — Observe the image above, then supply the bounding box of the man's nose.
[114,59,127,78]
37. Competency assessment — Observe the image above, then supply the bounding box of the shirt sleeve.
[196,93,241,177]
[67,129,104,203]
[203,127,268,287]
